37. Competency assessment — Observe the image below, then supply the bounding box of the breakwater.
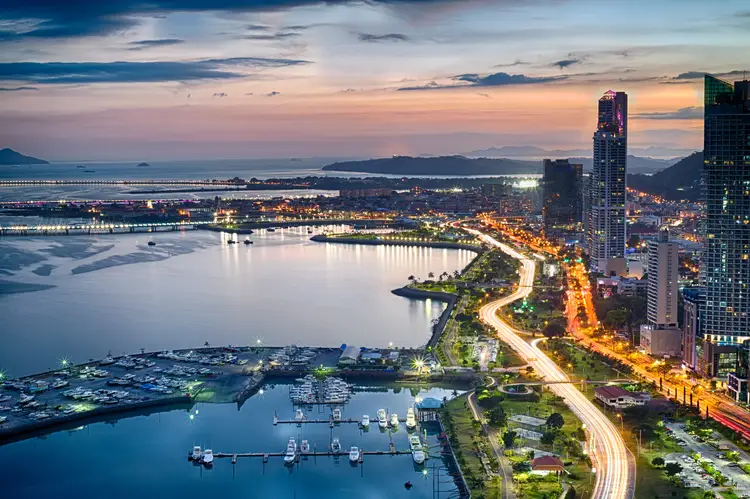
[311,234,483,253]
[203,218,397,234]
[392,286,458,350]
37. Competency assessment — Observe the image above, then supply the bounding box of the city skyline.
[1,0,749,160]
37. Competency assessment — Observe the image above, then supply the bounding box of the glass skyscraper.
[587,91,628,273]
[542,159,583,234]
[703,75,750,400]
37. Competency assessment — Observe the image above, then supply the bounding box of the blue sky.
[0,0,748,160]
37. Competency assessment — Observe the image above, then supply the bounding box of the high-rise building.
[542,159,583,234]
[701,75,750,391]
[588,91,628,274]
[647,228,679,328]
[682,287,705,370]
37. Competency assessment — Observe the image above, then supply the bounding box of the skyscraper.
[588,91,628,274]
[702,75,750,395]
[542,159,583,234]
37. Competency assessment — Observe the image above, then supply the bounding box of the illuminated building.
[681,287,705,370]
[542,159,583,234]
[647,228,678,328]
[587,91,628,274]
[701,75,750,393]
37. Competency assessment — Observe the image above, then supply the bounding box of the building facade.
[542,159,583,234]
[682,287,706,370]
[701,75,750,393]
[588,91,628,273]
[647,228,679,327]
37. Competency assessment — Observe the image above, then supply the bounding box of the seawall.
[391,287,458,350]
[310,234,482,253]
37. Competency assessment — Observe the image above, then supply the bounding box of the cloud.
[633,106,703,120]
[550,58,582,69]
[0,86,38,92]
[358,33,410,42]
[494,59,528,68]
[244,32,300,41]
[244,92,254,95]
[672,70,747,81]
[399,72,565,91]
[477,92,491,99]
[266,91,280,96]
[246,24,271,31]
[127,38,185,50]
[0,57,309,85]
[212,92,228,98]
[0,0,461,41]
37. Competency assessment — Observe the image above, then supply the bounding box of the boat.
[19,394,35,405]
[300,440,311,454]
[349,446,360,463]
[100,353,115,365]
[410,435,425,464]
[406,408,417,430]
[0,416,6,424]
[332,408,342,422]
[0,396,11,403]
[244,239,253,245]
[191,446,203,460]
[361,415,370,428]
[295,409,305,422]
[202,449,214,465]
[284,438,297,465]
[377,409,387,428]
[331,437,342,454]
[83,170,96,173]
[390,413,399,428]
[76,165,85,168]
[266,228,276,232]
[52,379,69,389]
[147,241,156,246]
[227,239,236,244]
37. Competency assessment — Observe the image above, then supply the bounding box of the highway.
[466,228,635,499]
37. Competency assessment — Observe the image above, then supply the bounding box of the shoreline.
[310,234,483,253]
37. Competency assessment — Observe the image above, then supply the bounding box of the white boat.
[331,437,342,454]
[410,435,426,464]
[361,415,370,428]
[19,394,34,404]
[377,409,387,428]
[202,449,214,465]
[300,440,311,454]
[52,379,69,389]
[406,408,417,430]
[0,416,6,424]
[390,413,399,428]
[0,396,11,403]
[295,409,305,422]
[191,446,203,460]
[349,446,360,463]
[100,354,115,366]
[284,437,297,465]
[332,408,342,422]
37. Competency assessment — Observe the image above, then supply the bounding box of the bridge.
[0,221,200,236]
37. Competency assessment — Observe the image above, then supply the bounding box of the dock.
[214,449,412,459]
[274,416,408,425]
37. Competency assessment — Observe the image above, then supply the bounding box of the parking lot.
[665,422,750,496]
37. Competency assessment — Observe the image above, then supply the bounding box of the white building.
[647,228,679,328]
[594,385,651,409]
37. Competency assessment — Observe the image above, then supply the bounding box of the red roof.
[531,456,565,470]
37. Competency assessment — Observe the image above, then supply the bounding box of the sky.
[0,0,748,161]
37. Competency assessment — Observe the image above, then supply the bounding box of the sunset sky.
[1,0,749,160]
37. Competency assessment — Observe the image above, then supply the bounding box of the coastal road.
[465,228,635,499]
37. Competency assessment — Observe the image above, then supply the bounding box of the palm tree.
[428,272,435,279]
[408,275,416,285]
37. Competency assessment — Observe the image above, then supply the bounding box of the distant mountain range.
[627,151,703,201]
[460,145,695,173]
[323,155,539,176]
[0,148,48,165]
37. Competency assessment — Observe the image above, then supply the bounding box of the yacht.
[0,416,6,424]
[244,239,253,245]
[295,409,305,422]
[19,394,35,405]
[100,353,115,366]
[191,446,203,461]
[52,379,69,389]
[377,409,387,428]
[349,446,360,463]
[267,228,276,232]
[300,440,311,454]
[361,415,370,429]
[332,408,342,422]
[406,408,417,430]
[390,413,399,428]
[410,435,425,464]
[331,437,342,454]
[284,438,297,465]
[202,449,214,466]
[0,396,12,404]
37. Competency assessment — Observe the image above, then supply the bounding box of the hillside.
[322,155,539,176]
[0,148,48,165]
[627,151,703,201]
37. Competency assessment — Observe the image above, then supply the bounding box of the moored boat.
[300,440,311,454]
[191,446,203,460]
[349,446,360,463]
[390,413,399,428]
[284,437,297,465]
[331,437,342,454]
[361,415,370,428]
[202,449,214,466]
[406,407,417,430]
[377,409,387,428]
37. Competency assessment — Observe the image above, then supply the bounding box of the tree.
[487,406,508,427]
[664,462,682,476]
[546,413,565,430]
[543,322,566,339]
[512,460,531,472]
[725,451,740,463]
[702,491,717,499]
[603,308,628,330]
[540,431,557,445]
[651,456,665,467]
[428,271,435,279]
[502,430,517,448]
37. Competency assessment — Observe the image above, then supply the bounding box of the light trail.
[466,228,635,499]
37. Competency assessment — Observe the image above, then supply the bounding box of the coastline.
[310,233,483,253]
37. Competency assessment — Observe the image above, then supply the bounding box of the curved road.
[467,228,635,499]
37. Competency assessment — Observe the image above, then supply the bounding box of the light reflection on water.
[0,229,474,376]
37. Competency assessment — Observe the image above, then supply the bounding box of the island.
[137,162,150,167]
[0,148,48,165]
[322,155,539,176]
